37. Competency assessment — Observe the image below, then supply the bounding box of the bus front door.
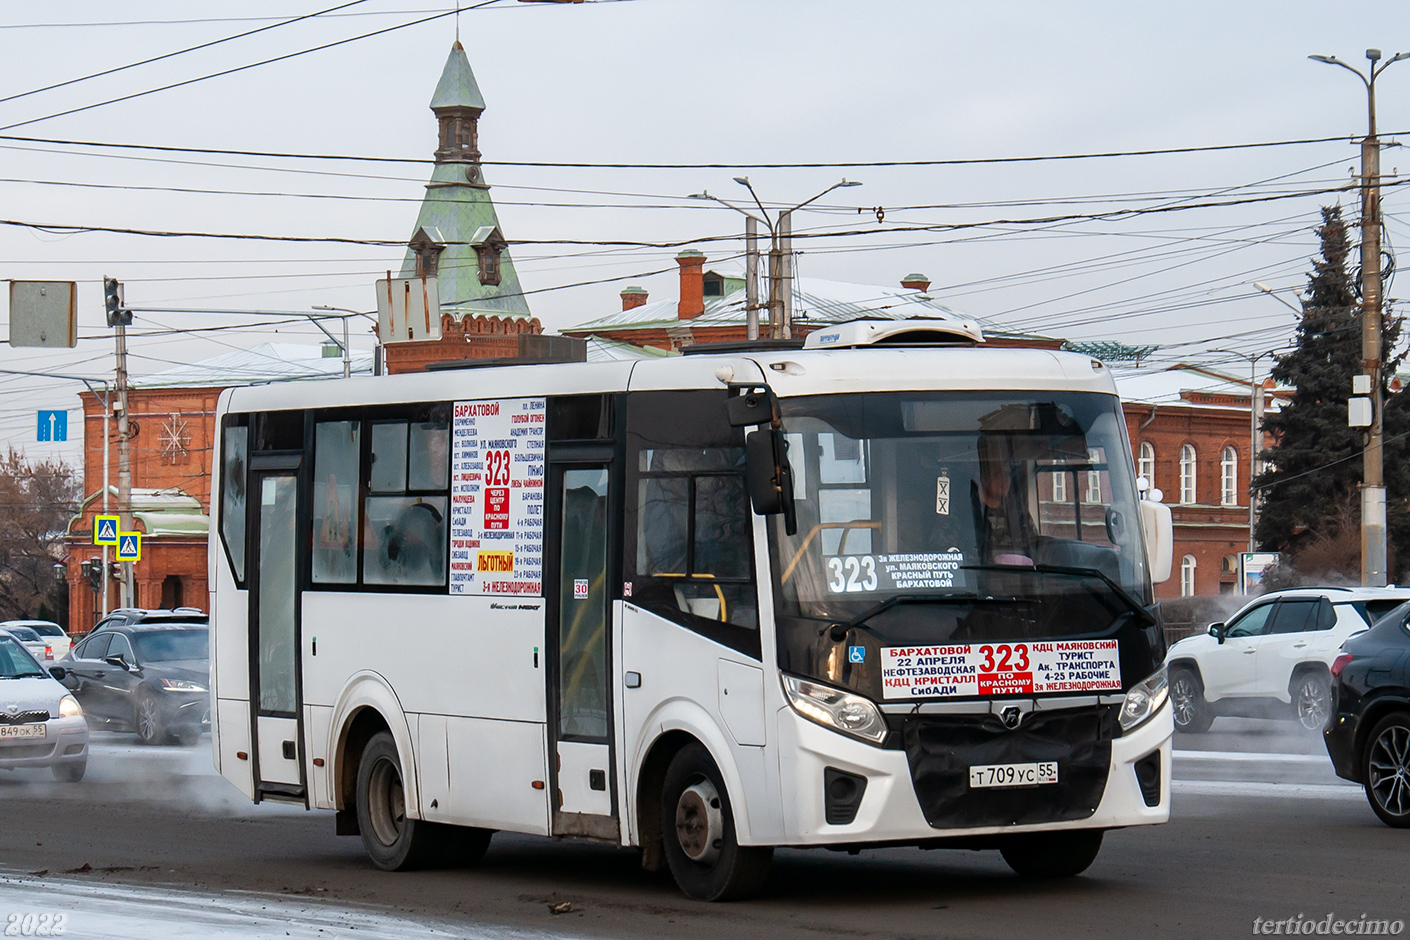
[546,460,618,841]
[248,462,305,798]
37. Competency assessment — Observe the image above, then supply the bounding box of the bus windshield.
[769,390,1149,635]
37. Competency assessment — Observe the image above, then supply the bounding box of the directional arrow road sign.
[94,515,119,546]
[115,532,141,563]
[37,410,67,442]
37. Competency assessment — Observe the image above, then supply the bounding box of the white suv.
[1165,587,1410,733]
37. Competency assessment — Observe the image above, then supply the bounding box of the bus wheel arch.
[330,673,419,820]
[635,730,697,873]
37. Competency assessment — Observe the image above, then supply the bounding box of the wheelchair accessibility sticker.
[848,646,866,664]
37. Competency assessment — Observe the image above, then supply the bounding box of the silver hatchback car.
[0,630,88,781]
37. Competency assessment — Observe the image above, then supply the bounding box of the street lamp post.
[693,180,862,341]
[1309,47,1410,586]
[1213,349,1279,555]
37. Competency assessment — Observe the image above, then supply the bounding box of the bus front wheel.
[1000,829,1104,878]
[355,731,449,871]
[660,742,772,901]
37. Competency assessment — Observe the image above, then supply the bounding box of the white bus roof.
[219,346,1117,414]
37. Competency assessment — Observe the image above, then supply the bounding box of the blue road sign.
[37,410,67,442]
[116,532,141,563]
[94,516,119,546]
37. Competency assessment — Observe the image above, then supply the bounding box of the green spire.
[430,40,486,112]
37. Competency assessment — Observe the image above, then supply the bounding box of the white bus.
[207,318,1175,901]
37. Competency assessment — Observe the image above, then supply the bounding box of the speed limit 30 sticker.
[879,640,1121,700]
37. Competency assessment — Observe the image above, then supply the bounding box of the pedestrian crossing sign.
[116,532,141,563]
[94,515,120,546]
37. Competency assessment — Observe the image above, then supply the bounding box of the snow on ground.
[0,875,582,940]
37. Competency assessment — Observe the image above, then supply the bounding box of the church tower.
[384,41,541,374]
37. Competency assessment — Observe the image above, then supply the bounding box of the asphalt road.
[1,720,1406,940]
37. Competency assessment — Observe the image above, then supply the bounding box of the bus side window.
[626,391,759,654]
[220,418,249,583]
[312,420,361,584]
[362,408,450,588]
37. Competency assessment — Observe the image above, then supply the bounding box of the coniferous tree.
[1255,205,1410,578]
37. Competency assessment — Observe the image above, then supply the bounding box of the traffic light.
[80,557,102,593]
[103,276,130,326]
[109,562,123,581]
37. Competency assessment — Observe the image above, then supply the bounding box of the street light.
[1308,47,1409,586]
[311,305,375,378]
[1252,281,1303,315]
[723,178,864,339]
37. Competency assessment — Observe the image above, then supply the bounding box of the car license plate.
[968,761,1058,789]
[0,723,46,740]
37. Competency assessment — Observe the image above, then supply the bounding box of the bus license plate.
[0,724,45,740]
[968,761,1058,789]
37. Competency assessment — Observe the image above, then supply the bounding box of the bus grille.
[900,704,1116,830]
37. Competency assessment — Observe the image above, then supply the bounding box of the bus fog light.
[783,675,887,745]
[1119,666,1168,732]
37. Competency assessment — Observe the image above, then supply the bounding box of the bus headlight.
[783,675,887,745]
[1119,665,1169,732]
[58,694,82,718]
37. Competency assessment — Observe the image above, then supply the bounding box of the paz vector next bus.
[207,317,1176,901]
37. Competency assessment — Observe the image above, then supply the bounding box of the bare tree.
[0,449,79,623]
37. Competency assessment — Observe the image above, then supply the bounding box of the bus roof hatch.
[801,317,985,350]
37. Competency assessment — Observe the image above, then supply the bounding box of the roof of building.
[132,343,374,389]
[583,335,676,362]
[68,487,209,539]
[428,40,486,111]
[567,274,1053,343]
[1112,363,1283,413]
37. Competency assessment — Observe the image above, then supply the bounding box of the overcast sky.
[3,0,1410,468]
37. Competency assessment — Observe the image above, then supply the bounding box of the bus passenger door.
[248,460,306,798]
[546,457,619,841]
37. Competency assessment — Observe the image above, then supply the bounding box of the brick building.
[1115,365,1285,599]
[61,344,371,634]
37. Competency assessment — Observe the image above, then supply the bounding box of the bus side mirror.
[727,386,777,427]
[746,429,798,536]
[1139,498,1173,584]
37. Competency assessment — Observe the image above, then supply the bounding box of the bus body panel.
[215,700,254,799]
[774,700,1171,844]
[619,602,781,846]
[445,715,550,834]
[305,704,335,809]
[299,593,545,722]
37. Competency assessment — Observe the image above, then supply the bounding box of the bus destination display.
[449,397,546,596]
[879,640,1122,699]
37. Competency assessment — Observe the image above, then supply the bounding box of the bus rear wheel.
[356,731,449,870]
[660,742,772,901]
[1000,829,1104,878]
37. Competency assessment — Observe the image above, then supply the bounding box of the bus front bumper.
[771,699,1171,846]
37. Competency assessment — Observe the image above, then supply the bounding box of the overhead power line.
[0,1,501,133]
[0,131,1393,169]
[0,177,1383,248]
[0,0,371,107]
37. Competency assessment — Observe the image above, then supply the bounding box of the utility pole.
[104,276,133,608]
[1214,348,1274,556]
[1310,48,1409,586]
[744,217,760,341]
[779,210,794,339]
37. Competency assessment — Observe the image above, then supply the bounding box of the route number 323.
[827,555,878,593]
[5,913,67,937]
[978,643,1030,673]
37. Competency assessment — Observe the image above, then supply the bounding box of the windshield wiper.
[823,591,1019,642]
[0,672,46,679]
[960,563,1155,626]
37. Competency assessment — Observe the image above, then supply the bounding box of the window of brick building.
[1179,444,1197,505]
[1181,554,1197,596]
[1221,446,1238,506]
[1138,441,1155,488]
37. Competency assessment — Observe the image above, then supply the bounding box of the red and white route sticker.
[880,640,1121,700]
